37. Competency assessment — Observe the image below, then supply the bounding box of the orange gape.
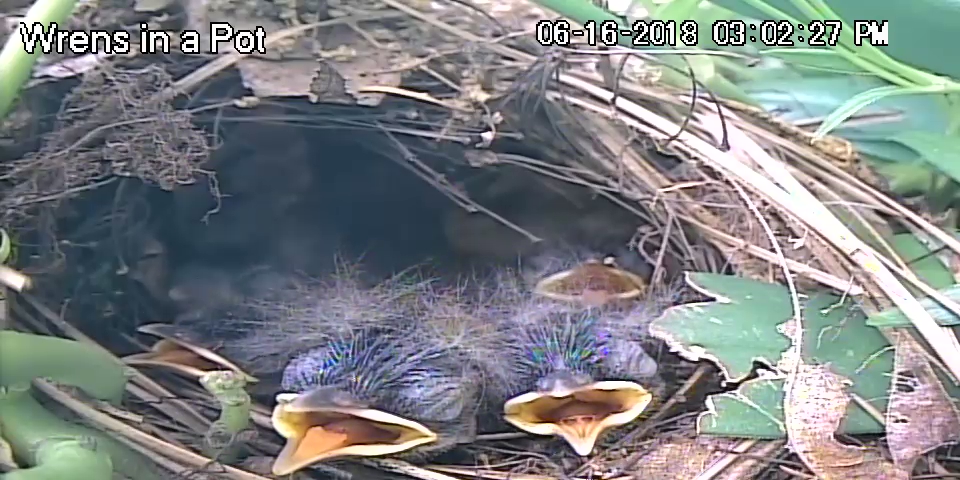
[293,427,350,465]
[561,262,639,294]
[291,417,402,465]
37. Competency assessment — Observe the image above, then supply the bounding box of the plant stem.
[0,331,127,403]
[0,386,112,480]
[199,371,252,463]
[0,0,80,119]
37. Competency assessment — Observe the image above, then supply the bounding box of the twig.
[543,92,864,295]
[560,74,960,382]
[0,265,30,292]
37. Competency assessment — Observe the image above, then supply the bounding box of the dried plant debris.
[247,23,404,105]
[784,363,909,480]
[885,331,960,468]
[180,0,406,104]
[310,26,406,106]
[1,65,208,221]
[629,436,768,480]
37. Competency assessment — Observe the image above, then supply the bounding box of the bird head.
[497,302,660,456]
[491,262,676,456]
[259,273,495,475]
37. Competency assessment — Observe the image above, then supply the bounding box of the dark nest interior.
[0,47,822,480]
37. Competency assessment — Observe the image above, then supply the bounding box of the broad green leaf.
[893,131,960,186]
[744,76,951,134]
[743,75,951,163]
[710,0,960,80]
[889,233,955,290]
[652,273,892,437]
[650,273,792,381]
[699,377,785,437]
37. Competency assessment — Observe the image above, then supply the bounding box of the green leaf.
[814,85,937,138]
[892,131,960,186]
[866,284,960,328]
[710,0,960,80]
[650,273,792,381]
[792,293,890,434]
[743,75,952,164]
[699,377,785,437]
[889,232,955,290]
[653,0,701,22]
[652,273,892,437]
[758,49,866,76]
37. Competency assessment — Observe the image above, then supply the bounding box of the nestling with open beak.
[129,263,500,476]
[523,246,649,308]
[491,250,675,457]
[267,276,502,475]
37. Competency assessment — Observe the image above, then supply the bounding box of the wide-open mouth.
[534,258,646,306]
[271,393,439,475]
[503,380,652,456]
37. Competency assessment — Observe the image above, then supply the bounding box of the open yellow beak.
[533,258,646,307]
[503,381,652,456]
[122,324,256,382]
[270,390,439,475]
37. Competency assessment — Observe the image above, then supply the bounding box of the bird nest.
[2,0,959,479]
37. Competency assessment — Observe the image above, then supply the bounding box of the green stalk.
[0,386,112,480]
[534,0,625,28]
[0,332,127,403]
[199,371,251,463]
[0,0,80,119]
[791,0,941,87]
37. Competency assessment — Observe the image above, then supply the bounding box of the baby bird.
[127,262,498,476]
[526,248,648,308]
[490,249,675,457]
[125,263,294,380]
[268,279,496,475]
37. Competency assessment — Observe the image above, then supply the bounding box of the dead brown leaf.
[885,331,960,468]
[784,363,909,480]
[180,0,404,103]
